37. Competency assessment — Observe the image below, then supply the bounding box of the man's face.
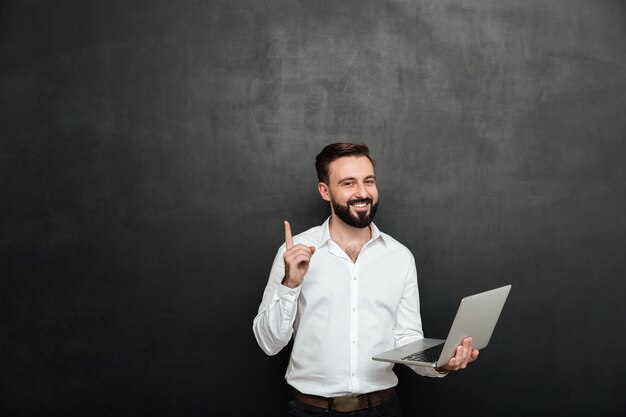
[319,156,379,228]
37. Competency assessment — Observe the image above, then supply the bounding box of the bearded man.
[253,143,478,417]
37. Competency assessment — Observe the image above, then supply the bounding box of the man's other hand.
[437,337,479,373]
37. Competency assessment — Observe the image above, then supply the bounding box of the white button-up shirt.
[253,218,443,397]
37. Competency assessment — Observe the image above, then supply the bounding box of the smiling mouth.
[349,199,372,209]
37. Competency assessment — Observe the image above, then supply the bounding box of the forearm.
[395,256,447,377]
[252,284,300,355]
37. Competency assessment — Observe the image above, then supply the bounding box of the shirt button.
[353,276,357,280]
[352,372,355,376]
[352,308,356,312]
[352,340,356,344]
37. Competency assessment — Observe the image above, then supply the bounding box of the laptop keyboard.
[401,343,445,362]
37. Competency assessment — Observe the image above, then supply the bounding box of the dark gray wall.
[2,0,625,416]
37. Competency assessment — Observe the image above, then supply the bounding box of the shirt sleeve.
[252,244,302,356]
[395,253,447,378]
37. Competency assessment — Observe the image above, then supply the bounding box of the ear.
[318,182,331,202]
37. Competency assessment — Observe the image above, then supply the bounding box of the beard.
[331,197,378,228]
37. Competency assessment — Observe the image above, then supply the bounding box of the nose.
[354,182,368,198]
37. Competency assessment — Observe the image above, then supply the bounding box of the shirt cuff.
[277,281,303,299]
[407,363,449,378]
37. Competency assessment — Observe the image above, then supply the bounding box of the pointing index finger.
[284,221,294,249]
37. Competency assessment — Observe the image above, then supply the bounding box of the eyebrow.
[337,175,376,184]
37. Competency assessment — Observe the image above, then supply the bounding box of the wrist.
[435,367,449,375]
[281,276,301,288]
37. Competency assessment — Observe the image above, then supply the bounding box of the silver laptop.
[373,285,511,368]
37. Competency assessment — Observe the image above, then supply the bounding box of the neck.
[328,214,371,245]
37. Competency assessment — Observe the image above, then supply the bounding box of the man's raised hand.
[282,221,316,288]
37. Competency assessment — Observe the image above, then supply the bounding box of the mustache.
[348,198,373,206]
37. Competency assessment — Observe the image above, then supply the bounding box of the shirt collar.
[319,217,385,247]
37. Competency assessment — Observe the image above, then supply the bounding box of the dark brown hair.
[315,143,375,184]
